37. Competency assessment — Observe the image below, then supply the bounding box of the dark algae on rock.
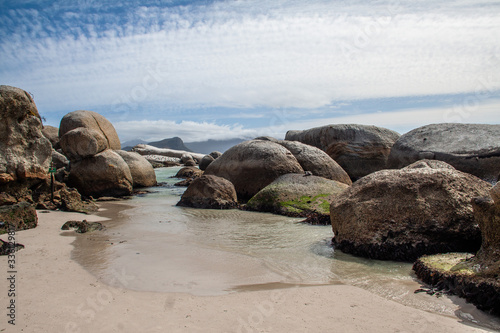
[413,182,500,316]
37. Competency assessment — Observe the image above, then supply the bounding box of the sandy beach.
[0,206,497,333]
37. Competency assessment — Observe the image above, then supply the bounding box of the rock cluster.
[59,110,156,197]
[286,124,400,180]
[389,123,500,182]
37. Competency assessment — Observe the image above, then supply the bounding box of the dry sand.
[0,207,496,333]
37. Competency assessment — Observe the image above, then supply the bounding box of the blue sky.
[1,0,500,143]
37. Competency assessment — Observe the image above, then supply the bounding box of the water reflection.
[71,167,500,330]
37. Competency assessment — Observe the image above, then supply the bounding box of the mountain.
[148,137,192,151]
[120,137,247,154]
[121,139,148,151]
[185,138,247,154]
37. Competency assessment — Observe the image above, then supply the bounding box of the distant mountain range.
[121,137,247,154]
[185,138,247,154]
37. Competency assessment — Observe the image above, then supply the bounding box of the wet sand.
[0,205,497,332]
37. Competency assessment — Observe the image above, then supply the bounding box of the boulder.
[51,150,70,170]
[389,123,500,182]
[255,136,279,142]
[209,151,223,159]
[204,140,304,200]
[68,150,133,198]
[286,124,400,180]
[177,175,238,209]
[181,154,197,166]
[0,85,52,186]
[42,125,60,149]
[199,155,215,171]
[59,110,121,150]
[60,127,108,161]
[330,160,491,261]
[0,202,37,233]
[412,187,500,316]
[277,140,352,185]
[247,173,349,221]
[115,150,157,188]
[175,166,203,179]
[200,151,223,171]
[491,182,500,205]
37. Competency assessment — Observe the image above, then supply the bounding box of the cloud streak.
[1,0,499,140]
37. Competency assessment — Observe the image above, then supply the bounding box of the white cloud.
[1,0,499,116]
[114,119,260,143]
[277,99,500,135]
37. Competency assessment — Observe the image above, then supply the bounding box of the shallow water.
[72,167,500,331]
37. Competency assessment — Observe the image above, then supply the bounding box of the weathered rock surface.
[413,253,500,315]
[330,160,491,261]
[204,140,304,200]
[175,166,203,179]
[0,239,24,256]
[199,151,223,171]
[389,123,500,182]
[115,150,157,188]
[133,144,204,163]
[181,154,196,166]
[42,125,60,149]
[412,182,500,315]
[0,85,52,186]
[0,202,37,233]
[286,124,400,180]
[247,173,349,221]
[68,150,133,198]
[199,155,215,171]
[59,110,121,150]
[52,150,70,170]
[177,175,238,209]
[61,220,104,233]
[60,127,108,161]
[471,185,500,277]
[277,140,352,185]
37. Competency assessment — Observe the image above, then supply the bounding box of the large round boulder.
[247,173,349,220]
[330,160,491,261]
[177,175,238,209]
[277,140,352,185]
[41,125,60,149]
[0,85,52,185]
[389,123,500,182]
[115,150,157,188]
[286,124,400,180]
[68,150,133,198]
[60,127,108,161]
[204,140,304,200]
[59,110,121,150]
[199,155,215,171]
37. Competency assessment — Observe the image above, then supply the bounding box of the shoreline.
[0,204,498,332]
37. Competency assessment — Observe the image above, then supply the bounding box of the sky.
[1,0,500,143]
